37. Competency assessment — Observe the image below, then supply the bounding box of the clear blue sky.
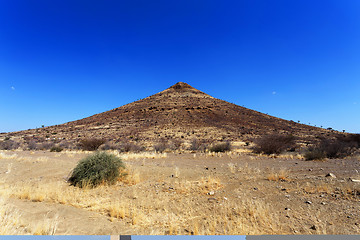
[1,0,359,133]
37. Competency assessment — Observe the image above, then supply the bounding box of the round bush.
[304,149,326,161]
[50,146,63,152]
[68,151,125,188]
[209,142,231,152]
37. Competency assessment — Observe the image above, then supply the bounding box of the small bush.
[304,149,326,161]
[37,142,55,150]
[58,140,76,150]
[189,138,208,152]
[0,140,20,150]
[99,142,119,151]
[169,139,183,151]
[26,141,55,151]
[319,139,354,159]
[154,142,168,153]
[209,142,231,152]
[50,146,63,152]
[119,142,145,152]
[27,140,38,150]
[79,138,106,151]
[68,151,125,188]
[304,137,358,160]
[336,134,360,149]
[252,134,295,155]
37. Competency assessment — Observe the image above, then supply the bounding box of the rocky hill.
[4,82,338,147]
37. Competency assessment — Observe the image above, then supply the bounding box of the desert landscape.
[0,83,359,235]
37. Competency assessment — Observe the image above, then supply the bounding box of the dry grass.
[168,176,223,195]
[120,166,141,185]
[227,163,236,174]
[278,153,304,160]
[0,173,286,234]
[237,163,261,177]
[301,181,359,200]
[0,151,50,162]
[117,152,168,160]
[0,151,20,160]
[0,196,58,234]
[32,214,58,235]
[267,168,290,181]
[1,149,358,235]
[0,197,24,234]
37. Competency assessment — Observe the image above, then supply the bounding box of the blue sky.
[1,0,359,133]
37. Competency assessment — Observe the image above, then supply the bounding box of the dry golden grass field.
[0,149,359,235]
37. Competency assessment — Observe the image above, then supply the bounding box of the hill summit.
[7,82,334,146]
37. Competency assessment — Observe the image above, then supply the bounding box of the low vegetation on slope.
[305,135,360,160]
[252,134,296,155]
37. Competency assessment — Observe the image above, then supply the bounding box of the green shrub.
[209,142,231,152]
[68,152,125,188]
[50,146,63,152]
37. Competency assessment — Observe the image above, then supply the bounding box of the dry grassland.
[0,150,359,235]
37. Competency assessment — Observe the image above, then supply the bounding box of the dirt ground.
[0,150,359,235]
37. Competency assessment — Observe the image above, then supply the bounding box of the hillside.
[4,82,337,147]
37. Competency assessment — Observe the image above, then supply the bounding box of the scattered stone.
[347,216,351,219]
[321,202,326,205]
[207,191,215,196]
[295,162,298,164]
[252,197,257,200]
[319,194,325,198]
[184,229,194,235]
[253,187,258,190]
[223,197,228,200]
[350,178,360,183]
[205,167,209,170]
[170,174,174,178]
[310,225,317,230]
[285,207,290,210]
[285,195,291,198]
[309,169,313,171]
[325,173,336,178]
[305,201,312,204]
[320,168,324,171]
[208,198,217,202]
[281,188,287,191]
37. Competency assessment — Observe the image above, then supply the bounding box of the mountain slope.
[6,82,336,145]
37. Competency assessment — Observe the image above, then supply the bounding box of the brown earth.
[0,150,359,235]
[1,82,342,148]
